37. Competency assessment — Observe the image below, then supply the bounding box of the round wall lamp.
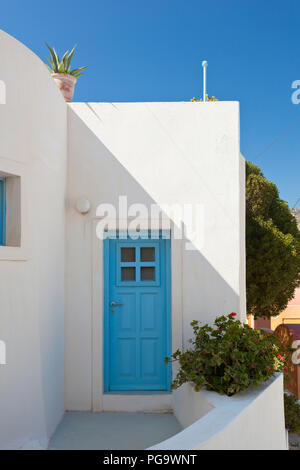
[76,198,91,214]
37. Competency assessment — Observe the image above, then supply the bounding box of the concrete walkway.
[48,412,182,450]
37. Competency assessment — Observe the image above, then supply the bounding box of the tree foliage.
[284,393,300,434]
[246,162,300,318]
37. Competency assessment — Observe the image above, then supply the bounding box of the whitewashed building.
[0,30,286,450]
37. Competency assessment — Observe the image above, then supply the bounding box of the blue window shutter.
[0,178,6,246]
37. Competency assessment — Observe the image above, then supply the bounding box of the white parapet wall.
[149,374,287,450]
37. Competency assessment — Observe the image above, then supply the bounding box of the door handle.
[110,301,123,307]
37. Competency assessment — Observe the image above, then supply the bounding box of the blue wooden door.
[104,232,171,392]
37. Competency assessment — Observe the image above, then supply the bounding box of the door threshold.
[102,393,173,412]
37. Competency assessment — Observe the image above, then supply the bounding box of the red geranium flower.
[276,353,283,360]
[228,312,237,317]
[284,368,288,373]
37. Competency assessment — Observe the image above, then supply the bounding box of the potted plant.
[45,44,87,102]
[165,313,288,396]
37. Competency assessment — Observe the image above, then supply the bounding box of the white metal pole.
[202,60,208,102]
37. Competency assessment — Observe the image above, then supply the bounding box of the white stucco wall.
[150,374,287,450]
[66,101,246,411]
[0,30,67,449]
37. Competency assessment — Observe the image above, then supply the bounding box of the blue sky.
[1,0,299,206]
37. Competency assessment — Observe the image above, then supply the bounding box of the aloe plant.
[45,43,87,78]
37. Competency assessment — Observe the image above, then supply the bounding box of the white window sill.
[0,246,27,261]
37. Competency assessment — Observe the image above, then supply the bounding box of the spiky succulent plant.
[45,43,87,78]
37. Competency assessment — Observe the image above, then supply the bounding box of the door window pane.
[140,247,155,262]
[121,247,136,262]
[141,267,155,281]
[121,267,136,281]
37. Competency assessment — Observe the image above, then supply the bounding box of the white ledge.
[149,374,287,450]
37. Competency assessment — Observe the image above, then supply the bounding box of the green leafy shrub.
[284,393,300,434]
[166,313,287,396]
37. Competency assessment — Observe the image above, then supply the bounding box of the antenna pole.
[202,60,208,102]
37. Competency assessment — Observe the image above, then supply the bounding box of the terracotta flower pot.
[52,73,77,102]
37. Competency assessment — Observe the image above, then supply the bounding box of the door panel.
[104,233,171,392]
[141,338,158,377]
[140,292,158,332]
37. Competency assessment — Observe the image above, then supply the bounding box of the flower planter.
[149,376,287,450]
[52,73,77,102]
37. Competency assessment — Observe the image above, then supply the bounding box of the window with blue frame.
[0,178,6,246]
[117,241,160,286]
